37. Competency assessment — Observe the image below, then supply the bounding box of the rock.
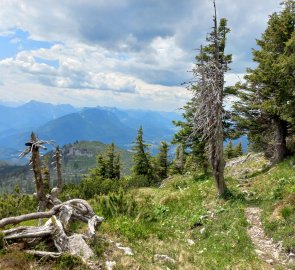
[289,252,295,263]
[105,261,116,270]
[116,243,134,255]
[68,234,94,260]
[200,228,206,234]
[266,259,274,264]
[187,239,195,246]
[255,249,265,255]
[198,248,207,254]
[154,254,176,264]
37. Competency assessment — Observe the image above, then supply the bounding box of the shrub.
[281,206,293,220]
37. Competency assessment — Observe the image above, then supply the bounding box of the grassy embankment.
[0,153,294,270]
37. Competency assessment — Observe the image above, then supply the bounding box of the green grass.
[94,174,269,269]
[1,153,294,269]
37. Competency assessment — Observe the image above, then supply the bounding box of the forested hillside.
[0,141,132,194]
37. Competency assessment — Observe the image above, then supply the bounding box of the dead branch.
[0,199,103,262]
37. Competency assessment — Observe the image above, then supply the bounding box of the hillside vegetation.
[0,141,132,193]
[0,153,293,270]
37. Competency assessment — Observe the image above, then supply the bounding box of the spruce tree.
[224,140,234,159]
[95,154,107,178]
[113,154,121,180]
[132,126,153,182]
[171,144,186,175]
[235,142,243,157]
[233,0,295,163]
[105,143,115,179]
[156,141,169,179]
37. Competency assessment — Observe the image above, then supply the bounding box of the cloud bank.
[0,0,281,110]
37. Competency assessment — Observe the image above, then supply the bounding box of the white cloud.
[0,0,282,110]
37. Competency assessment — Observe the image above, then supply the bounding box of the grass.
[94,174,271,269]
[93,154,294,269]
[0,153,294,269]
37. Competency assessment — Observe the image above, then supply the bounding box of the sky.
[0,0,282,111]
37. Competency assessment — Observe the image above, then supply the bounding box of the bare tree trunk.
[211,143,226,196]
[272,118,288,164]
[55,146,63,190]
[31,135,47,213]
[209,120,227,196]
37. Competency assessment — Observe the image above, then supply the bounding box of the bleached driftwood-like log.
[0,199,96,228]
[0,199,103,262]
[25,250,62,258]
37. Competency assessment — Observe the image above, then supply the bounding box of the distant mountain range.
[0,101,181,162]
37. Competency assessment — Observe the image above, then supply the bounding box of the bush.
[121,174,150,189]
[91,188,138,219]
[55,253,87,270]
[281,206,293,220]
[0,192,37,219]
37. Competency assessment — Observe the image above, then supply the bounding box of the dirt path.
[245,207,291,269]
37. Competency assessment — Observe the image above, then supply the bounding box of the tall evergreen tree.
[234,142,243,157]
[233,0,295,163]
[170,144,186,175]
[156,141,169,179]
[105,143,115,179]
[113,154,121,180]
[224,140,234,159]
[94,154,107,179]
[132,126,153,182]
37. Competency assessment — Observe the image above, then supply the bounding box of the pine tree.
[171,144,186,174]
[113,154,121,180]
[233,0,295,163]
[156,141,169,179]
[234,142,243,157]
[224,140,234,159]
[105,143,115,179]
[95,154,107,178]
[132,126,153,183]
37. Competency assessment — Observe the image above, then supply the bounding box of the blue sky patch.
[0,28,55,60]
[34,57,59,69]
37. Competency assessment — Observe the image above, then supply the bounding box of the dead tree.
[190,1,230,196]
[3,134,104,267]
[55,146,63,189]
[20,132,50,212]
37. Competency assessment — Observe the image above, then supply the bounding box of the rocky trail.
[245,207,292,269]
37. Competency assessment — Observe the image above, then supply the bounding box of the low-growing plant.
[281,206,293,220]
[54,253,88,270]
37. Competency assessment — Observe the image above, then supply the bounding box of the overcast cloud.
[0,0,281,110]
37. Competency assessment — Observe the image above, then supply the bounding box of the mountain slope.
[0,104,181,161]
[0,141,133,193]
[0,100,78,133]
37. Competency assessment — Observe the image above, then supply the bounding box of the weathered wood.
[25,250,62,258]
[0,199,95,228]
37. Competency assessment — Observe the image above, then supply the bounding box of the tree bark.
[55,146,63,190]
[30,137,47,213]
[272,118,288,164]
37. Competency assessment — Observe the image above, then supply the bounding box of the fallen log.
[0,199,103,262]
